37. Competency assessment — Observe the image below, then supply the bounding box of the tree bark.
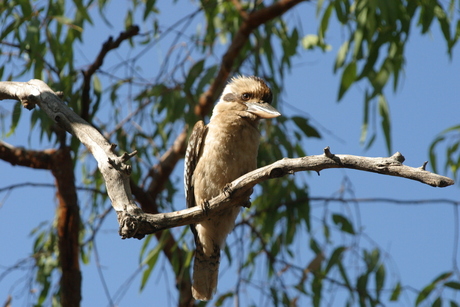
[51,147,81,307]
[0,142,82,306]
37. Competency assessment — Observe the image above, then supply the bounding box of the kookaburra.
[184,75,281,301]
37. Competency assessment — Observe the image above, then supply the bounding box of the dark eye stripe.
[223,93,237,102]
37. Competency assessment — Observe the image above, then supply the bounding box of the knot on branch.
[117,210,145,240]
[323,146,335,159]
[22,94,39,110]
[269,167,288,178]
[391,152,405,163]
[107,150,137,175]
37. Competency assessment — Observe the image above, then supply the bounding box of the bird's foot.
[201,200,211,216]
[223,183,233,197]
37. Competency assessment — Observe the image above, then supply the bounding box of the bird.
[184,75,281,301]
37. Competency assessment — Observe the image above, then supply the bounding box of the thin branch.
[93,241,116,307]
[0,180,106,195]
[308,196,460,206]
[146,128,188,205]
[81,25,140,121]
[195,0,305,117]
[120,147,454,238]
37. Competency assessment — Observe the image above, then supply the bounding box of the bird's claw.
[223,184,233,197]
[201,200,211,216]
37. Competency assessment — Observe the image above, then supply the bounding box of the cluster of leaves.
[308,0,460,154]
[430,125,460,181]
[1,0,460,306]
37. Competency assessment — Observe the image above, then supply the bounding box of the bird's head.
[212,75,281,120]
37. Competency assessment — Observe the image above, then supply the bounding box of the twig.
[81,25,140,120]
[195,0,305,117]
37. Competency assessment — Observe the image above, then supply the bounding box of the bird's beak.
[245,102,281,119]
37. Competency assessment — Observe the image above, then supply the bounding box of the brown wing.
[184,120,207,209]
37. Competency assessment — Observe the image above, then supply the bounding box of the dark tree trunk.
[51,147,81,307]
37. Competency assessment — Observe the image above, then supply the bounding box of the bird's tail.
[191,241,220,301]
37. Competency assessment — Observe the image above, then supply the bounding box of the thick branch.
[0,140,55,169]
[0,79,142,228]
[51,147,81,307]
[121,147,454,238]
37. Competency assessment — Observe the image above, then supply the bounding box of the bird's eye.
[241,93,251,100]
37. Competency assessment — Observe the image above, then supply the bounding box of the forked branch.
[0,79,454,240]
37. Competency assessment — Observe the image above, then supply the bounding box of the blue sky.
[1,1,459,306]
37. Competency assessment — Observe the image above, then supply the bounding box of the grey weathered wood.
[0,79,454,239]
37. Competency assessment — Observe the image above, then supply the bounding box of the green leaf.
[429,135,445,174]
[223,244,232,265]
[332,214,355,234]
[375,264,385,296]
[312,273,323,307]
[319,3,333,41]
[433,271,453,283]
[196,65,217,97]
[334,40,349,72]
[334,0,348,24]
[338,61,356,101]
[143,0,157,20]
[325,246,346,273]
[6,101,22,137]
[184,59,205,91]
[337,261,353,292]
[415,272,452,306]
[19,0,33,17]
[445,281,460,290]
[364,248,380,271]
[372,60,391,94]
[378,94,392,155]
[316,0,325,16]
[432,297,442,307]
[291,116,321,138]
[360,90,371,145]
[390,282,401,301]
[214,292,234,306]
[140,243,163,290]
[91,74,102,114]
[353,28,364,58]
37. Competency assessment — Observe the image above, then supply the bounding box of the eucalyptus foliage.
[1,0,459,306]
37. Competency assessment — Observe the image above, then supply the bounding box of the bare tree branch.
[0,79,454,241]
[120,147,454,238]
[0,140,55,169]
[0,79,143,237]
[81,25,140,121]
[137,0,306,215]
